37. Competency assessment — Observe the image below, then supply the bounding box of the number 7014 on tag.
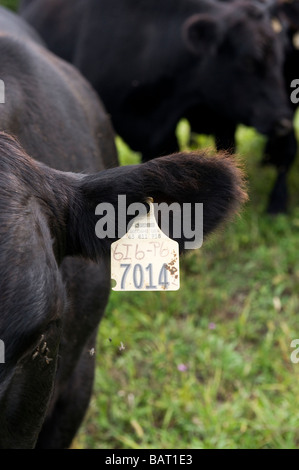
[111,238,180,291]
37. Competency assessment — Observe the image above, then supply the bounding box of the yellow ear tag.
[111,198,180,291]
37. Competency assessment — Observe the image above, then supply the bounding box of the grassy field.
[1,0,17,11]
[2,0,299,450]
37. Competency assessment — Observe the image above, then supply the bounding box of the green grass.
[0,0,17,11]
[2,0,299,450]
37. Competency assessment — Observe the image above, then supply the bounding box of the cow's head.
[182,0,293,137]
[0,132,247,448]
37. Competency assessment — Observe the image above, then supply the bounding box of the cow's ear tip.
[216,150,249,203]
[191,150,249,214]
[147,149,249,212]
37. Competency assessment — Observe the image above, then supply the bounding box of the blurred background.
[2,0,299,450]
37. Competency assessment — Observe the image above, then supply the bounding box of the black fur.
[0,6,118,449]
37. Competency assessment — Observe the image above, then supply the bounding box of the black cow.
[262,0,299,211]
[0,7,247,449]
[187,0,299,214]
[19,0,292,160]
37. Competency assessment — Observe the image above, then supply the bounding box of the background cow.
[19,0,293,214]
[186,0,299,213]
[0,7,247,448]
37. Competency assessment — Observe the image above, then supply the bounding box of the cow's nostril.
[274,118,293,137]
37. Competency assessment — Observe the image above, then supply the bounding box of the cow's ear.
[65,152,247,262]
[182,14,224,57]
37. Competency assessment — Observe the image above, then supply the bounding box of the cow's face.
[0,132,247,448]
[182,1,293,137]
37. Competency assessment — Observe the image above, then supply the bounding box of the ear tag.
[111,198,180,291]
